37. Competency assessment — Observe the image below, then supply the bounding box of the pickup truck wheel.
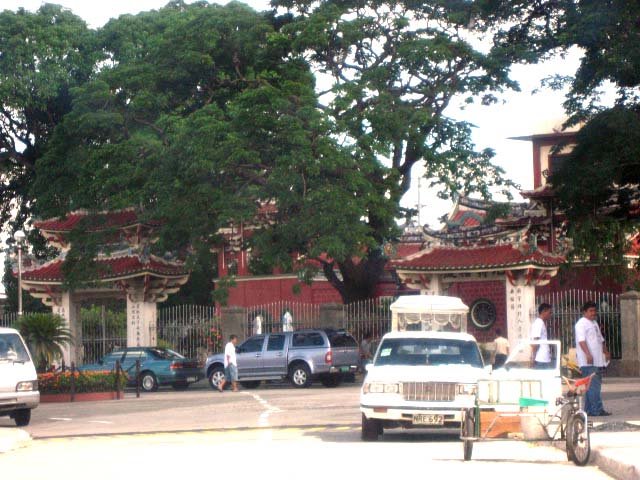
[239,381,261,389]
[320,374,342,388]
[361,414,380,441]
[13,409,31,427]
[208,366,225,390]
[289,363,312,388]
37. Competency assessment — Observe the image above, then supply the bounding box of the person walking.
[218,334,239,393]
[530,303,552,369]
[493,328,509,369]
[575,301,611,416]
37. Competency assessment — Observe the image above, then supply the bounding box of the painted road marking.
[88,421,113,424]
[242,392,282,428]
[49,418,72,421]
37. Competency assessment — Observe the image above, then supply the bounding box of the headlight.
[456,383,477,395]
[363,382,401,394]
[16,380,38,392]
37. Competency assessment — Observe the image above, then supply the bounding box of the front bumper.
[0,391,40,414]
[360,404,465,426]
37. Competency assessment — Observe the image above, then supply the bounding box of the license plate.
[340,367,350,373]
[187,376,197,382]
[412,414,444,426]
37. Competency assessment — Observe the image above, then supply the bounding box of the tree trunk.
[321,250,389,303]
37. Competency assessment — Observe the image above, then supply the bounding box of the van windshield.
[374,338,483,368]
[0,333,31,363]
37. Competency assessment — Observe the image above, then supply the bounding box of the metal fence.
[81,305,128,364]
[343,296,394,344]
[0,310,18,328]
[535,289,621,359]
[241,300,321,337]
[157,304,220,363]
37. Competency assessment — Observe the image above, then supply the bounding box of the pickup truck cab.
[204,329,359,389]
[0,327,39,426]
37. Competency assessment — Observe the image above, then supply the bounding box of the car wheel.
[171,382,189,391]
[208,366,225,390]
[289,363,312,388]
[239,381,261,389]
[140,371,158,392]
[361,413,380,441]
[13,409,31,427]
[320,374,342,388]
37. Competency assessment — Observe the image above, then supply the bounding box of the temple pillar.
[126,291,158,347]
[53,292,82,366]
[504,274,536,348]
[421,275,443,295]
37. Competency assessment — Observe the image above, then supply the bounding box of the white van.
[0,327,39,426]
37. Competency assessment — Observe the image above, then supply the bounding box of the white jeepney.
[360,295,485,440]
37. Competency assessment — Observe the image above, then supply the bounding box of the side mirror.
[365,363,372,372]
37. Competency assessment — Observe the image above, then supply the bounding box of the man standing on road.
[218,334,239,393]
[530,303,552,369]
[576,301,611,416]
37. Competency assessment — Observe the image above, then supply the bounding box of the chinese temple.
[20,209,189,364]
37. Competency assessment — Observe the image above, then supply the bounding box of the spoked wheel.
[463,409,475,461]
[566,412,590,466]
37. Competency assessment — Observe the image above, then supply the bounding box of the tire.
[239,381,261,389]
[171,382,189,391]
[140,371,158,392]
[289,363,312,388]
[361,413,380,441]
[566,413,590,466]
[208,366,225,390]
[320,374,342,388]
[13,409,31,427]
[463,410,474,461]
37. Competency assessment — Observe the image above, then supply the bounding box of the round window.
[470,299,497,330]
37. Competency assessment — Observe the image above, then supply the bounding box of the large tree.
[0,4,98,242]
[478,0,640,269]
[29,1,521,303]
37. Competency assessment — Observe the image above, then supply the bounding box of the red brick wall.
[447,280,506,343]
[536,265,625,295]
[223,276,342,307]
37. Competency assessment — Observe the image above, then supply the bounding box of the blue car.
[79,347,203,392]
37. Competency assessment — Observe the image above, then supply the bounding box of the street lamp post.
[14,230,26,316]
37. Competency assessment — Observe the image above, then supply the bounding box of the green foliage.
[0,4,99,238]
[479,1,640,269]
[79,304,126,338]
[2,258,48,314]
[38,370,127,394]
[15,313,72,372]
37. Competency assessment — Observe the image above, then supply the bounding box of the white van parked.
[0,327,39,426]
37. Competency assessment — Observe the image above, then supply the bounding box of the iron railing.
[535,289,621,359]
[343,296,394,347]
[157,304,219,363]
[242,300,321,337]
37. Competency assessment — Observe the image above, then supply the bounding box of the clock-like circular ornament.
[470,299,497,330]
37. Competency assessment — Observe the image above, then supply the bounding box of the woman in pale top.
[493,328,509,368]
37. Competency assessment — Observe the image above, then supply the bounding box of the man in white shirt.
[575,301,611,416]
[218,334,239,393]
[530,303,552,369]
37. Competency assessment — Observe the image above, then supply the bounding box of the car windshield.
[374,338,483,368]
[0,333,31,363]
[148,348,184,360]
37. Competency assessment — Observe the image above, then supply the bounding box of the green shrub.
[38,370,127,394]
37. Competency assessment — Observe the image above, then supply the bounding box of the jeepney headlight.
[456,383,477,395]
[363,382,402,394]
[16,380,38,392]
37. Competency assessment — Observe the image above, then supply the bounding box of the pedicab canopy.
[390,295,469,332]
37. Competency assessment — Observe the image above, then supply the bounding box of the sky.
[0,0,582,294]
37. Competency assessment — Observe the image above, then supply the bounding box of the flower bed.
[38,370,127,396]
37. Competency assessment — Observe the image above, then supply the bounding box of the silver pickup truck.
[204,329,359,389]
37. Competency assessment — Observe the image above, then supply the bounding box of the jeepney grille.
[402,382,456,402]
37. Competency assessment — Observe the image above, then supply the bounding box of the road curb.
[0,429,32,454]
[591,447,640,480]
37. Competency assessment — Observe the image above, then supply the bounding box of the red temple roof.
[34,209,160,233]
[393,244,565,271]
[22,254,187,283]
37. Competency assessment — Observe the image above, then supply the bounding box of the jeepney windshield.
[374,338,483,368]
